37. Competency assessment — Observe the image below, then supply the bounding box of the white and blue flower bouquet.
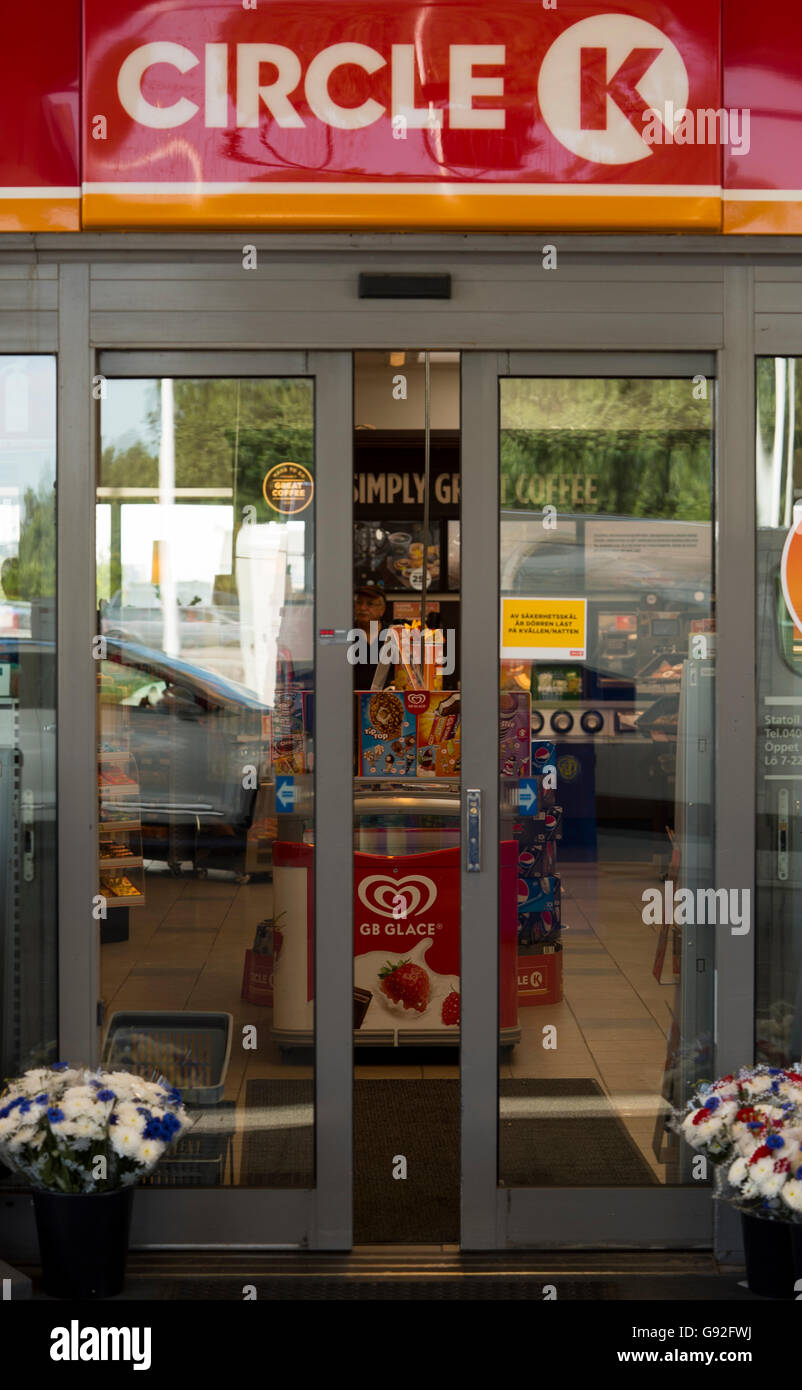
[0,1063,187,1193]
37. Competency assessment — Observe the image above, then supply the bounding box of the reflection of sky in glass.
[100,379,155,452]
[97,377,314,702]
[0,503,20,545]
[0,357,57,505]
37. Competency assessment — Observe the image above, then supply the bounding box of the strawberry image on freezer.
[379,958,431,1013]
[441,986,460,1027]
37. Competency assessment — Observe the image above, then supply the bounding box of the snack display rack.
[498,698,566,1007]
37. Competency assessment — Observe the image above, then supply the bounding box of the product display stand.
[511,782,565,1006]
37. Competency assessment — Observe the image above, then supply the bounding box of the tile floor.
[101,856,688,1186]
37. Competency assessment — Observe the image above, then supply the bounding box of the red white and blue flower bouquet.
[675,1063,802,1220]
[675,1063,802,1298]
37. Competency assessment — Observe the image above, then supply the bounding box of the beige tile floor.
[101,858,684,1188]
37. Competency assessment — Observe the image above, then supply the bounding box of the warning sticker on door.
[500,598,587,661]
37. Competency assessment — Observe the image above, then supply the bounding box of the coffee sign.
[263,462,314,515]
[500,472,599,508]
[354,469,459,511]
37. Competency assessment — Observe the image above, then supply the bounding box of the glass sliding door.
[96,374,316,1191]
[89,353,353,1248]
[498,373,716,1190]
[461,353,718,1247]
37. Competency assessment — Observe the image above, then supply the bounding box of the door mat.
[243,1078,657,1244]
[498,1077,660,1189]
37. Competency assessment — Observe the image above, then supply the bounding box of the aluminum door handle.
[466,788,481,872]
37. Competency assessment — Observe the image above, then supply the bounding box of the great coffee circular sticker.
[263,462,314,515]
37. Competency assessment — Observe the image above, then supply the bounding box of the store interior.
[94,352,714,1240]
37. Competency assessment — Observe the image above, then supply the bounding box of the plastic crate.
[102,1011,233,1106]
[143,1104,235,1187]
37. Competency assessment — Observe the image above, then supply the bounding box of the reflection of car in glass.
[100,586,242,650]
[99,640,269,837]
[2,638,271,860]
[0,636,56,823]
[501,510,712,600]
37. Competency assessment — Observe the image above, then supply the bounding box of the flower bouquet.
[675,1063,802,1298]
[0,1063,187,1298]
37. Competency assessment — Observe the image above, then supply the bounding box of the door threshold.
[20,1249,752,1300]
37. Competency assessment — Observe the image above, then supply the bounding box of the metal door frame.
[459,342,754,1250]
[0,241,767,1256]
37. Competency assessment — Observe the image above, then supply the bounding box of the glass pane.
[97,377,315,1187]
[755,357,802,1065]
[498,377,715,1187]
[0,357,58,1125]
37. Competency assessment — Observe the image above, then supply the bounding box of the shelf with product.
[98,723,146,932]
[98,793,144,909]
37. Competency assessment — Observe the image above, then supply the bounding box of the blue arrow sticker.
[517,778,539,816]
[276,776,296,811]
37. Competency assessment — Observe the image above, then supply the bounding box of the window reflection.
[498,377,715,1188]
[0,356,58,1105]
[96,377,316,1188]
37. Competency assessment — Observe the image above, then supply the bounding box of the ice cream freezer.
[270,790,520,1047]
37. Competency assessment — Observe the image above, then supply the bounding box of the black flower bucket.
[740,1212,795,1300]
[32,1186,135,1299]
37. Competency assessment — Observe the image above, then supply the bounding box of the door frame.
[459,345,754,1250]
[0,241,764,1257]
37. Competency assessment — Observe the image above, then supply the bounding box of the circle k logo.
[358,874,437,918]
[538,14,689,164]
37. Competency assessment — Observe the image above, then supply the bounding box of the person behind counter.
[353,585,389,690]
[352,586,450,689]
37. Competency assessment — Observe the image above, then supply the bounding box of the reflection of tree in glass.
[100,378,314,488]
[99,378,314,532]
[17,482,56,597]
[1,556,18,598]
[100,438,158,488]
[500,378,713,521]
[756,357,802,530]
